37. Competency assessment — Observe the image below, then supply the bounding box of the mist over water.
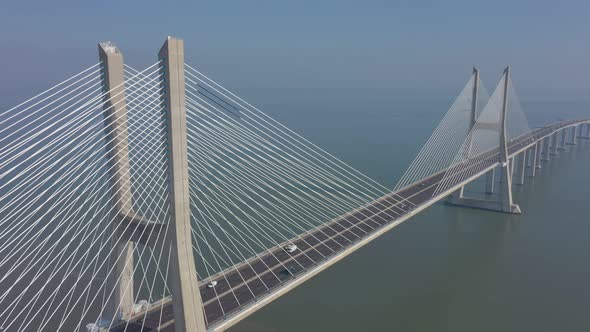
[230,87,590,332]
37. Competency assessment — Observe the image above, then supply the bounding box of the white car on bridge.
[285,244,298,253]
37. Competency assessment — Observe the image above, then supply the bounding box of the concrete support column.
[159,37,207,332]
[567,126,577,145]
[529,144,538,177]
[535,142,542,169]
[542,136,551,161]
[550,132,559,155]
[450,187,465,203]
[526,147,535,168]
[485,167,495,194]
[500,157,513,185]
[98,42,135,321]
[510,156,515,182]
[516,150,526,185]
[558,129,567,150]
[499,160,520,213]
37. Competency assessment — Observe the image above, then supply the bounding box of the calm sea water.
[228,87,590,332]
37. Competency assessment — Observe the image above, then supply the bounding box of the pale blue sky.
[0,0,588,99]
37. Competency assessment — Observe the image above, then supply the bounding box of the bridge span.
[112,118,590,331]
[2,37,589,332]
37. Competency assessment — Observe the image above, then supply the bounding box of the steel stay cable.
[0,100,171,308]
[0,63,101,129]
[0,73,103,155]
[184,64,389,195]
[183,75,390,201]
[186,94,381,209]
[0,62,159,163]
[0,84,167,260]
[0,73,165,235]
[0,62,164,195]
[0,126,168,321]
[185,111,376,244]
[189,100,402,227]
[29,137,171,332]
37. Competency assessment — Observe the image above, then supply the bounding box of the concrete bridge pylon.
[99,37,207,332]
[449,66,521,214]
[158,37,208,332]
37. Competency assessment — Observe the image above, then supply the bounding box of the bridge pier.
[510,156,515,180]
[528,144,538,176]
[499,159,521,213]
[567,125,578,145]
[526,147,533,167]
[485,167,495,194]
[541,136,550,161]
[449,161,520,213]
[558,129,567,150]
[516,150,526,185]
[550,132,559,155]
[535,142,542,168]
[577,123,590,139]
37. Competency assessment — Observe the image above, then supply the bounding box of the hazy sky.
[0,0,588,100]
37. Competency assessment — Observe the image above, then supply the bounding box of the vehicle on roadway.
[284,244,298,253]
[207,280,218,288]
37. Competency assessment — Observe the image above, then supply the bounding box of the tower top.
[98,41,121,54]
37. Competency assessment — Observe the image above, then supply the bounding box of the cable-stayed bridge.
[0,37,588,332]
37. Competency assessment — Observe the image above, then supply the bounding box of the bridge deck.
[111,119,587,331]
